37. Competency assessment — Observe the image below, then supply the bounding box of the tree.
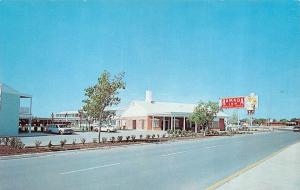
[230,111,239,125]
[82,71,125,143]
[189,101,220,135]
[279,119,288,122]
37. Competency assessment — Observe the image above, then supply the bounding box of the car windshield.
[58,125,67,128]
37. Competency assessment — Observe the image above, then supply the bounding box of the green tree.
[230,111,239,125]
[189,101,220,135]
[279,119,288,122]
[82,71,125,143]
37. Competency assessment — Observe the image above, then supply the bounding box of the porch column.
[171,116,173,131]
[173,116,176,131]
[29,97,32,134]
[183,116,186,131]
[163,117,166,131]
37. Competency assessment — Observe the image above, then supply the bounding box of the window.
[139,119,145,129]
[151,118,160,128]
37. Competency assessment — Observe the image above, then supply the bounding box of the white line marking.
[160,151,187,157]
[205,145,218,149]
[60,163,121,175]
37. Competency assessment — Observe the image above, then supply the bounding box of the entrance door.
[132,120,136,129]
[165,120,169,130]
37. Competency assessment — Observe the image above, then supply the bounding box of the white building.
[0,83,32,136]
[118,91,228,132]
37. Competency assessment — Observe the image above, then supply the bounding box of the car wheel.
[107,129,111,133]
[59,131,63,135]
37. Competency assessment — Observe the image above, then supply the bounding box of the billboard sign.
[221,97,245,109]
[245,95,258,111]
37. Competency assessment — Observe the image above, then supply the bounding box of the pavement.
[214,139,300,190]
[20,130,167,146]
[0,131,299,190]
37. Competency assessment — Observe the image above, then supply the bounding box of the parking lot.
[20,130,167,146]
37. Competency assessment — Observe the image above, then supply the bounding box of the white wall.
[0,91,19,136]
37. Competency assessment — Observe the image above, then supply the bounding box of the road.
[0,131,299,190]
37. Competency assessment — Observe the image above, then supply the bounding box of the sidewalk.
[216,141,300,190]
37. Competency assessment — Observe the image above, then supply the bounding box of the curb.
[205,140,300,190]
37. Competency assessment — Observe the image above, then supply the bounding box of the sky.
[0,0,299,119]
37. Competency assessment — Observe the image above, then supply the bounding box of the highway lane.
[0,131,299,190]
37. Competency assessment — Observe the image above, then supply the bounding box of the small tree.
[189,101,220,135]
[82,71,125,143]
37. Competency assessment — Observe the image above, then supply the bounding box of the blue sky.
[0,1,299,119]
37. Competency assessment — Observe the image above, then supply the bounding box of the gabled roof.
[121,100,228,118]
[0,83,31,98]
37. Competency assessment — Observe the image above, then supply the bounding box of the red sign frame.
[221,97,245,109]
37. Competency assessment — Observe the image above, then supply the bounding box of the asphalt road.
[0,131,299,190]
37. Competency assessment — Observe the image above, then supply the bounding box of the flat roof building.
[0,83,32,136]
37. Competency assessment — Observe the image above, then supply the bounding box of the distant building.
[0,83,32,136]
[118,91,228,131]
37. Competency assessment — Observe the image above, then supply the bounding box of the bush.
[72,139,76,145]
[162,134,166,138]
[102,137,107,143]
[117,136,123,142]
[9,137,24,149]
[126,136,130,142]
[93,138,98,143]
[131,135,136,142]
[151,134,156,139]
[110,136,115,143]
[48,141,53,148]
[139,134,143,139]
[34,140,42,148]
[157,134,160,138]
[60,139,67,148]
[81,138,86,145]
[146,134,150,139]
[4,137,10,146]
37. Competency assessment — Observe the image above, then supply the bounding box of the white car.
[94,124,117,132]
[47,124,74,135]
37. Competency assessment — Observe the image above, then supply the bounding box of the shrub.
[126,136,130,142]
[110,136,115,143]
[146,134,150,139]
[102,137,107,143]
[162,134,166,138]
[4,137,10,146]
[81,138,86,145]
[60,139,67,148]
[72,139,76,145]
[117,136,123,142]
[167,129,171,134]
[157,134,160,138]
[131,135,136,142]
[9,137,24,149]
[139,134,143,139]
[151,134,156,139]
[48,141,53,148]
[93,138,98,143]
[34,140,42,148]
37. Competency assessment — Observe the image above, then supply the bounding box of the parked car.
[293,126,300,132]
[94,124,117,132]
[47,124,74,135]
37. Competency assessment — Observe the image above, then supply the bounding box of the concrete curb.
[205,140,300,190]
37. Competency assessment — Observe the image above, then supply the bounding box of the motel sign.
[221,97,245,109]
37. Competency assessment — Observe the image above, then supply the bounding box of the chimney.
[145,90,153,103]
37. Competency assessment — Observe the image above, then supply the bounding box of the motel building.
[0,83,32,136]
[118,91,228,132]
